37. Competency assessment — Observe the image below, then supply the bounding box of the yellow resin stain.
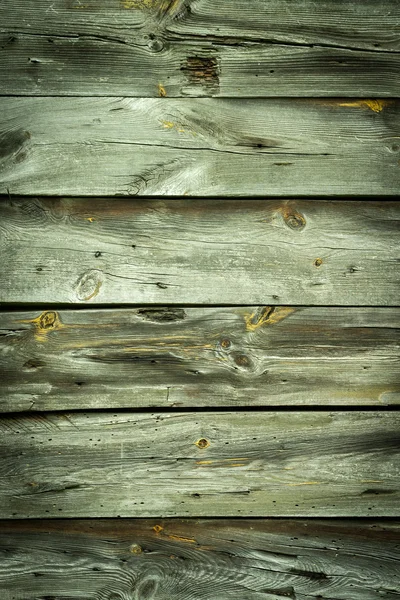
[158,83,167,97]
[313,99,392,113]
[287,481,321,486]
[153,524,163,533]
[160,120,197,136]
[18,311,63,342]
[87,217,95,223]
[360,480,384,484]
[245,306,295,332]
[122,0,157,8]
[168,534,197,544]
[163,0,181,12]
[337,99,389,113]
[196,458,249,467]
[184,344,213,350]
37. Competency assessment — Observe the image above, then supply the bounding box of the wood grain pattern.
[1,98,399,196]
[0,411,399,517]
[1,0,399,96]
[0,519,399,599]
[1,197,399,305]
[1,306,399,412]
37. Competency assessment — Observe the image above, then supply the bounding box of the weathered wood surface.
[0,519,399,600]
[1,307,399,412]
[1,98,399,196]
[1,198,399,305]
[1,0,399,96]
[0,411,399,517]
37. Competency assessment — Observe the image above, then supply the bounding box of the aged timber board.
[0,98,399,196]
[0,0,399,96]
[0,411,399,517]
[0,519,399,599]
[0,307,399,412]
[0,198,399,305]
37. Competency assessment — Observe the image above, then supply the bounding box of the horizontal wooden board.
[0,411,399,517]
[1,198,399,305]
[1,307,399,412]
[0,519,399,600]
[0,0,399,96]
[0,98,399,196]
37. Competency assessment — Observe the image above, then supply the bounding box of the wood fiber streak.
[0,0,399,96]
[0,198,399,305]
[0,519,399,600]
[0,98,399,196]
[0,411,399,518]
[0,307,399,412]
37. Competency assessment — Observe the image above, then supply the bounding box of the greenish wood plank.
[0,0,399,96]
[0,411,398,517]
[0,519,399,599]
[1,307,399,412]
[0,198,399,305]
[0,98,399,196]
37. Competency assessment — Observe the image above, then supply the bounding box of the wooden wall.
[0,0,399,597]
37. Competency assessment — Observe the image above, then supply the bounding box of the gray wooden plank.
[0,411,398,517]
[0,198,399,305]
[0,98,399,196]
[0,519,399,600]
[0,0,399,96]
[1,307,399,412]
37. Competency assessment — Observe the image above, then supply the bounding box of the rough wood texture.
[1,98,399,196]
[0,519,399,600]
[0,411,399,517]
[1,307,399,412]
[1,0,399,96]
[1,197,399,305]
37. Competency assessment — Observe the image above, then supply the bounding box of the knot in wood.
[284,212,306,230]
[75,269,104,301]
[39,311,57,330]
[147,37,164,52]
[234,354,250,368]
[220,338,231,350]
[195,438,210,449]
[130,543,142,554]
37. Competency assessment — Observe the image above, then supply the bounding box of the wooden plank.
[0,519,399,599]
[0,198,399,305]
[1,307,399,412]
[0,411,398,517]
[0,0,399,96]
[0,98,399,196]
